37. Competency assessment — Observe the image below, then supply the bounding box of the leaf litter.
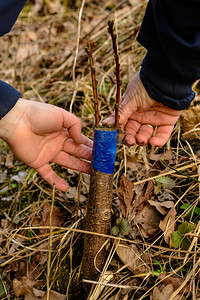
[0,0,200,299]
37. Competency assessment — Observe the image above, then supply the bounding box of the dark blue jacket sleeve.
[137,0,200,110]
[0,0,26,119]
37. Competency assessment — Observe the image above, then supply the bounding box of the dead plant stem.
[46,186,55,300]
[107,20,121,129]
[86,42,100,127]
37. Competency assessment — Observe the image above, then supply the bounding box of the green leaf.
[112,226,119,236]
[154,259,163,274]
[171,231,182,248]
[180,237,192,250]
[177,221,196,235]
[155,177,175,189]
[180,203,200,219]
[113,218,131,238]
[171,221,196,250]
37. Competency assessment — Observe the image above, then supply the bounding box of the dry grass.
[0,0,200,299]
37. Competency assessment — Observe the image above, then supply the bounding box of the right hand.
[0,99,93,191]
[103,72,182,147]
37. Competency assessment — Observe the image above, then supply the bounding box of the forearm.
[137,0,200,110]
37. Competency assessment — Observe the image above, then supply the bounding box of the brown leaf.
[148,200,174,215]
[116,242,150,275]
[40,203,65,234]
[126,155,144,172]
[180,106,200,140]
[133,203,161,238]
[152,273,190,299]
[5,152,14,168]
[152,284,185,300]
[118,175,134,217]
[42,290,67,300]
[13,277,36,300]
[149,150,173,164]
[159,207,176,244]
[133,181,154,211]
[13,277,67,300]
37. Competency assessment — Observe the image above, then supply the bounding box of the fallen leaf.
[133,181,154,211]
[13,277,67,300]
[126,155,144,172]
[171,221,196,250]
[42,290,67,300]
[148,200,174,215]
[40,203,65,234]
[114,278,139,300]
[157,190,175,202]
[152,284,186,300]
[133,204,161,238]
[159,207,176,244]
[5,152,13,168]
[118,175,134,217]
[13,277,36,300]
[116,242,150,275]
[3,261,19,276]
[112,217,131,237]
[155,177,175,189]
[149,150,173,164]
[180,106,200,140]
[158,274,189,294]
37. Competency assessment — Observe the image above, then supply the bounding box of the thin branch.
[86,42,100,127]
[107,20,121,129]
[70,0,86,113]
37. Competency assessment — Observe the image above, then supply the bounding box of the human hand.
[0,99,93,191]
[103,72,182,147]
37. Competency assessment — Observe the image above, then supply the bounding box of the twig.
[86,42,100,127]
[70,0,86,113]
[46,186,55,300]
[160,159,200,183]
[107,20,121,129]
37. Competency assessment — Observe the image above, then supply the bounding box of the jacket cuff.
[0,80,21,119]
[140,53,195,110]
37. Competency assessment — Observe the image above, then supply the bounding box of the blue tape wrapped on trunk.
[92,128,118,174]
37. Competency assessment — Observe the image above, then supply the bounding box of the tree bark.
[82,168,113,281]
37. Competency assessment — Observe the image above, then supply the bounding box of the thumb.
[102,95,133,126]
[102,112,115,126]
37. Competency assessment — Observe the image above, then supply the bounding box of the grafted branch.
[85,42,100,128]
[107,20,121,129]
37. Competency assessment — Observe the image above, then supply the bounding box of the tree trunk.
[82,168,113,281]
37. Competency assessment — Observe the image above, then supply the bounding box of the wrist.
[0,98,26,142]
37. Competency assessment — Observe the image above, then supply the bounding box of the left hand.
[103,73,182,147]
[0,99,93,191]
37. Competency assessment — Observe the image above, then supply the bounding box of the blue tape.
[92,128,118,174]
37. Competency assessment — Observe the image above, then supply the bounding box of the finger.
[135,124,155,146]
[129,110,180,127]
[81,134,93,148]
[53,151,91,174]
[102,113,115,126]
[124,120,141,146]
[149,125,174,147]
[36,164,69,192]
[63,139,92,161]
[60,109,82,144]
[118,96,137,125]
